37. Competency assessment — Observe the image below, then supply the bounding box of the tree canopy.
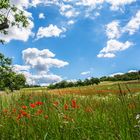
[0,53,26,91]
[0,0,28,43]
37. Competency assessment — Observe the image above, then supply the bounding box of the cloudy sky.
[0,0,140,85]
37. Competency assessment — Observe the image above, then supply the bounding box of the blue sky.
[0,0,140,85]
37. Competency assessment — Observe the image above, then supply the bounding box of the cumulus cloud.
[97,52,115,58]
[10,0,30,9]
[5,0,136,43]
[81,71,91,75]
[13,48,69,85]
[22,48,68,73]
[98,9,140,59]
[13,65,30,72]
[97,40,133,58]
[67,20,75,25]
[0,20,34,42]
[128,70,138,73]
[59,3,79,18]
[76,0,104,7]
[109,72,124,77]
[123,10,140,35]
[106,0,136,10]
[106,21,121,39]
[36,24,65,39]
[39,13,45,19]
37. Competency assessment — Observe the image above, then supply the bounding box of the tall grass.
[0,89,140,140]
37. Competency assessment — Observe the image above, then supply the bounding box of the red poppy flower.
[22,105,27,109]
[35,109,43,115]
[35,101,43,106]
[17,114,22,120]
[64,104,68,110]
[71,100,77,108]
[30,103,36,108]
[19,110,30,118]
[20,110,28,116]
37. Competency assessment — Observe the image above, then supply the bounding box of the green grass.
[0,84,140,140]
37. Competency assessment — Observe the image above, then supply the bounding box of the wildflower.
[64,104,68,110]
[71,100,77,108]
[3,109,8,113]
[17,114,22,120]
[20,110,28,116]
[30,103,36,108]
[63,115,74,122]
[53,101,59,107]
[136,114,140,120]
[44,115,49,119]
[85,107,93,113]
[35,109,43,115]
[12,108,16,113]
[35,101,43,106]
[22,105,27,109]
[19,110,30,118]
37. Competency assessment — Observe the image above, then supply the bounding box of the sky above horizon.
[0,0,140,85]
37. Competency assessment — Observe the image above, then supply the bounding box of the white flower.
[136,114,140,120]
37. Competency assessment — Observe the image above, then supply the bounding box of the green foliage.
[48,77,100,89]
[0,53,26,91]
[100,71,140,82]
[0,0,29,43]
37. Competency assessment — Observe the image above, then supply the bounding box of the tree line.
[48,71,140,89]
[47,78,100,89]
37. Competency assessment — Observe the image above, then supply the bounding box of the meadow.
[0,81,140,140]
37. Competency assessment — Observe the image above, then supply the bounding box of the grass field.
[0,81,140,140]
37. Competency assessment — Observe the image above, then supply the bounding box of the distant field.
[21,80,140,96]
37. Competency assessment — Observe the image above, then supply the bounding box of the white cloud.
[76,0,104,7]
[10,0,30,9]
[13,65,30,72]
[22,48,68,73]
[31,0,60,7]
[0,20,34,42]
[14,48,69,85]
[97,39,133,58]
[67,20,75,25]
[39,13,45,19]
[110,72,124,77]
[59,3,79,18]
[106,0,136,10]
[106,20,121,39]
[22,48,55,58]
[123,10,140,35]
[81,71,91,75]
[29,73,62,85]
[36,24,65,39]
[97,53,115,58]
[128,70,138,73]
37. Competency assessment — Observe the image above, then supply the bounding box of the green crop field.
[0,81,140,140]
